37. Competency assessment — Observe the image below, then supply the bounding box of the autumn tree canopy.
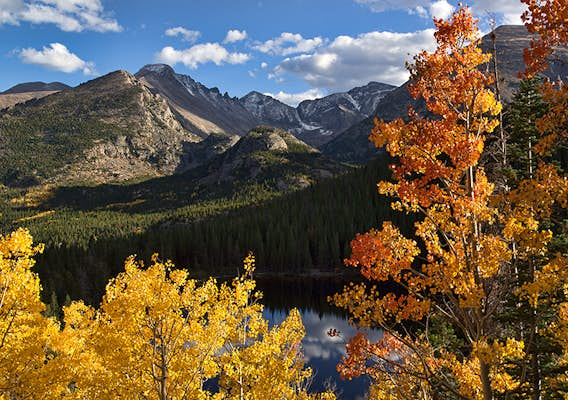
[0,229,336,400]
[333,4,567,400]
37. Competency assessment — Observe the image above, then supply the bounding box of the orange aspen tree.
[332,7,526,400]
[521,0,568,77]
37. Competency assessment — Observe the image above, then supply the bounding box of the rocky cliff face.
[479,25,568,102]
[135,64,258,136]
[239,91,303,132]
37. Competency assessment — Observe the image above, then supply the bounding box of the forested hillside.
[17,156,403,305]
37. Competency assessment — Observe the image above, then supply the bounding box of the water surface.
[256,276,382,400]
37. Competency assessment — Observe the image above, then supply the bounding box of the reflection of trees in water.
[255,275,355,317]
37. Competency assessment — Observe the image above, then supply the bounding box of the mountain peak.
[136,64,176,77]
[242,90,267,98]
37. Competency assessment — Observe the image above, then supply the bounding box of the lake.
[255,275,382,400]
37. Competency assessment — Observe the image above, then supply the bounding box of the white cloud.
[354,0,525,24]
[0,0,121,32]
[357,0,453,20]
[41,0,102,13]
[254,32,325,56]
[409,5,429,18]
[263,88,326,107]
[20,4,82,31]
[19,42,97,75]
[471,0,526,25]
[156,42,250,69]
[271,29,436,92]
[260,61,268,69]
[429,0,454,19]
[165,26,200,43]
[224,29,247,43]
[0,0,23,24]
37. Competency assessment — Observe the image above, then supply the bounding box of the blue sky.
[0,0,526,105]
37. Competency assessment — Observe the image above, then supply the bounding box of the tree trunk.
[479,360,493,400]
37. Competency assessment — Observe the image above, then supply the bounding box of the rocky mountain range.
[134,63,394,148]
[135,64,258,137]
[0,69,345,190]
[1,25,565,189]
[240,82,394,147]
[0,70,201,186]
[0,62,391,188]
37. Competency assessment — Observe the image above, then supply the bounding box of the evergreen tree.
[506,77,549,184]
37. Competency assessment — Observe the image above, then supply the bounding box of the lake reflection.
[256,276,382,400]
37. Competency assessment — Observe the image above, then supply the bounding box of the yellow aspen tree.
[332,7,526,400]
[216,254,335,400]
[0,228,64,399]
[61,252,336,400]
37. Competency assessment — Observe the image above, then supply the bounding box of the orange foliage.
[332,7,530,400]
[521,0,568,75]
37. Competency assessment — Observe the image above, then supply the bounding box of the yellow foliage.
[55,252,335,399]
[0,231,335,399]
[0,229,63,399]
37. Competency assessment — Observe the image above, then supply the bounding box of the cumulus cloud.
[165,26,200,43]
[0,0,121,32]
[263,88,326,107]
[471,0,526,25]
[0,0,22,24]
[409,5,429,18]
[19,42,97,75]
[156,42,250,69]
[271,29,436,92]
[260,61,268,69]
[254,32,325,56]
[224,29,247,43]
[429,0,454,19]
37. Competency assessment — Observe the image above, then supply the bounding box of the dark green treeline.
[37,156,411,305]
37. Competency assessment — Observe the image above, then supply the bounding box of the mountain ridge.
[135,64,258,137]
[321,25,568,163]
[2,81,70,94]
[0,70,201,186]
[238,81,395,147]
